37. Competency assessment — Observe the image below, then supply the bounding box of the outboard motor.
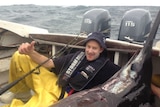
[118,8,152,44]
[80,8,111,38]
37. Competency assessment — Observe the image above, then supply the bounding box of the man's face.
[85,40,104,61]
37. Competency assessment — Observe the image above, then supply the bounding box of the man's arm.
[18,41,54,69]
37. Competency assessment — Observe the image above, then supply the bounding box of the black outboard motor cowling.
[118,8,152,44]
[80,8,111,38]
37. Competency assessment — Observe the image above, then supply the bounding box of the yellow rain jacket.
[2,51,68,107]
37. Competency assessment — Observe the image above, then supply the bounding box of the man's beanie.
[83,32,107,50]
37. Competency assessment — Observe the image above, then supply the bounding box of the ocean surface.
[0,5,159,41]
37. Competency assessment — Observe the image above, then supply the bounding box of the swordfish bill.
[52,10,160,107]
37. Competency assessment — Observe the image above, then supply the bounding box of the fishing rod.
[0,34,80,95]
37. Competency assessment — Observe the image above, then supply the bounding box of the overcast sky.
[0,0,159,6]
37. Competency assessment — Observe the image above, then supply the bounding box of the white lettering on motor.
[84,18,92,24]
[125,21,135,27]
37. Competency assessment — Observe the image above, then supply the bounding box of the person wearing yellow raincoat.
[0,32,121,107]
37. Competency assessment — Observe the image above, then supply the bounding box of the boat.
[0,20,48,88]
[0,8,159,106]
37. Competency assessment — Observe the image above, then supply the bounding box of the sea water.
[0,5,159,39]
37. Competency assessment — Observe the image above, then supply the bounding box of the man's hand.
[18,41,36,55]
